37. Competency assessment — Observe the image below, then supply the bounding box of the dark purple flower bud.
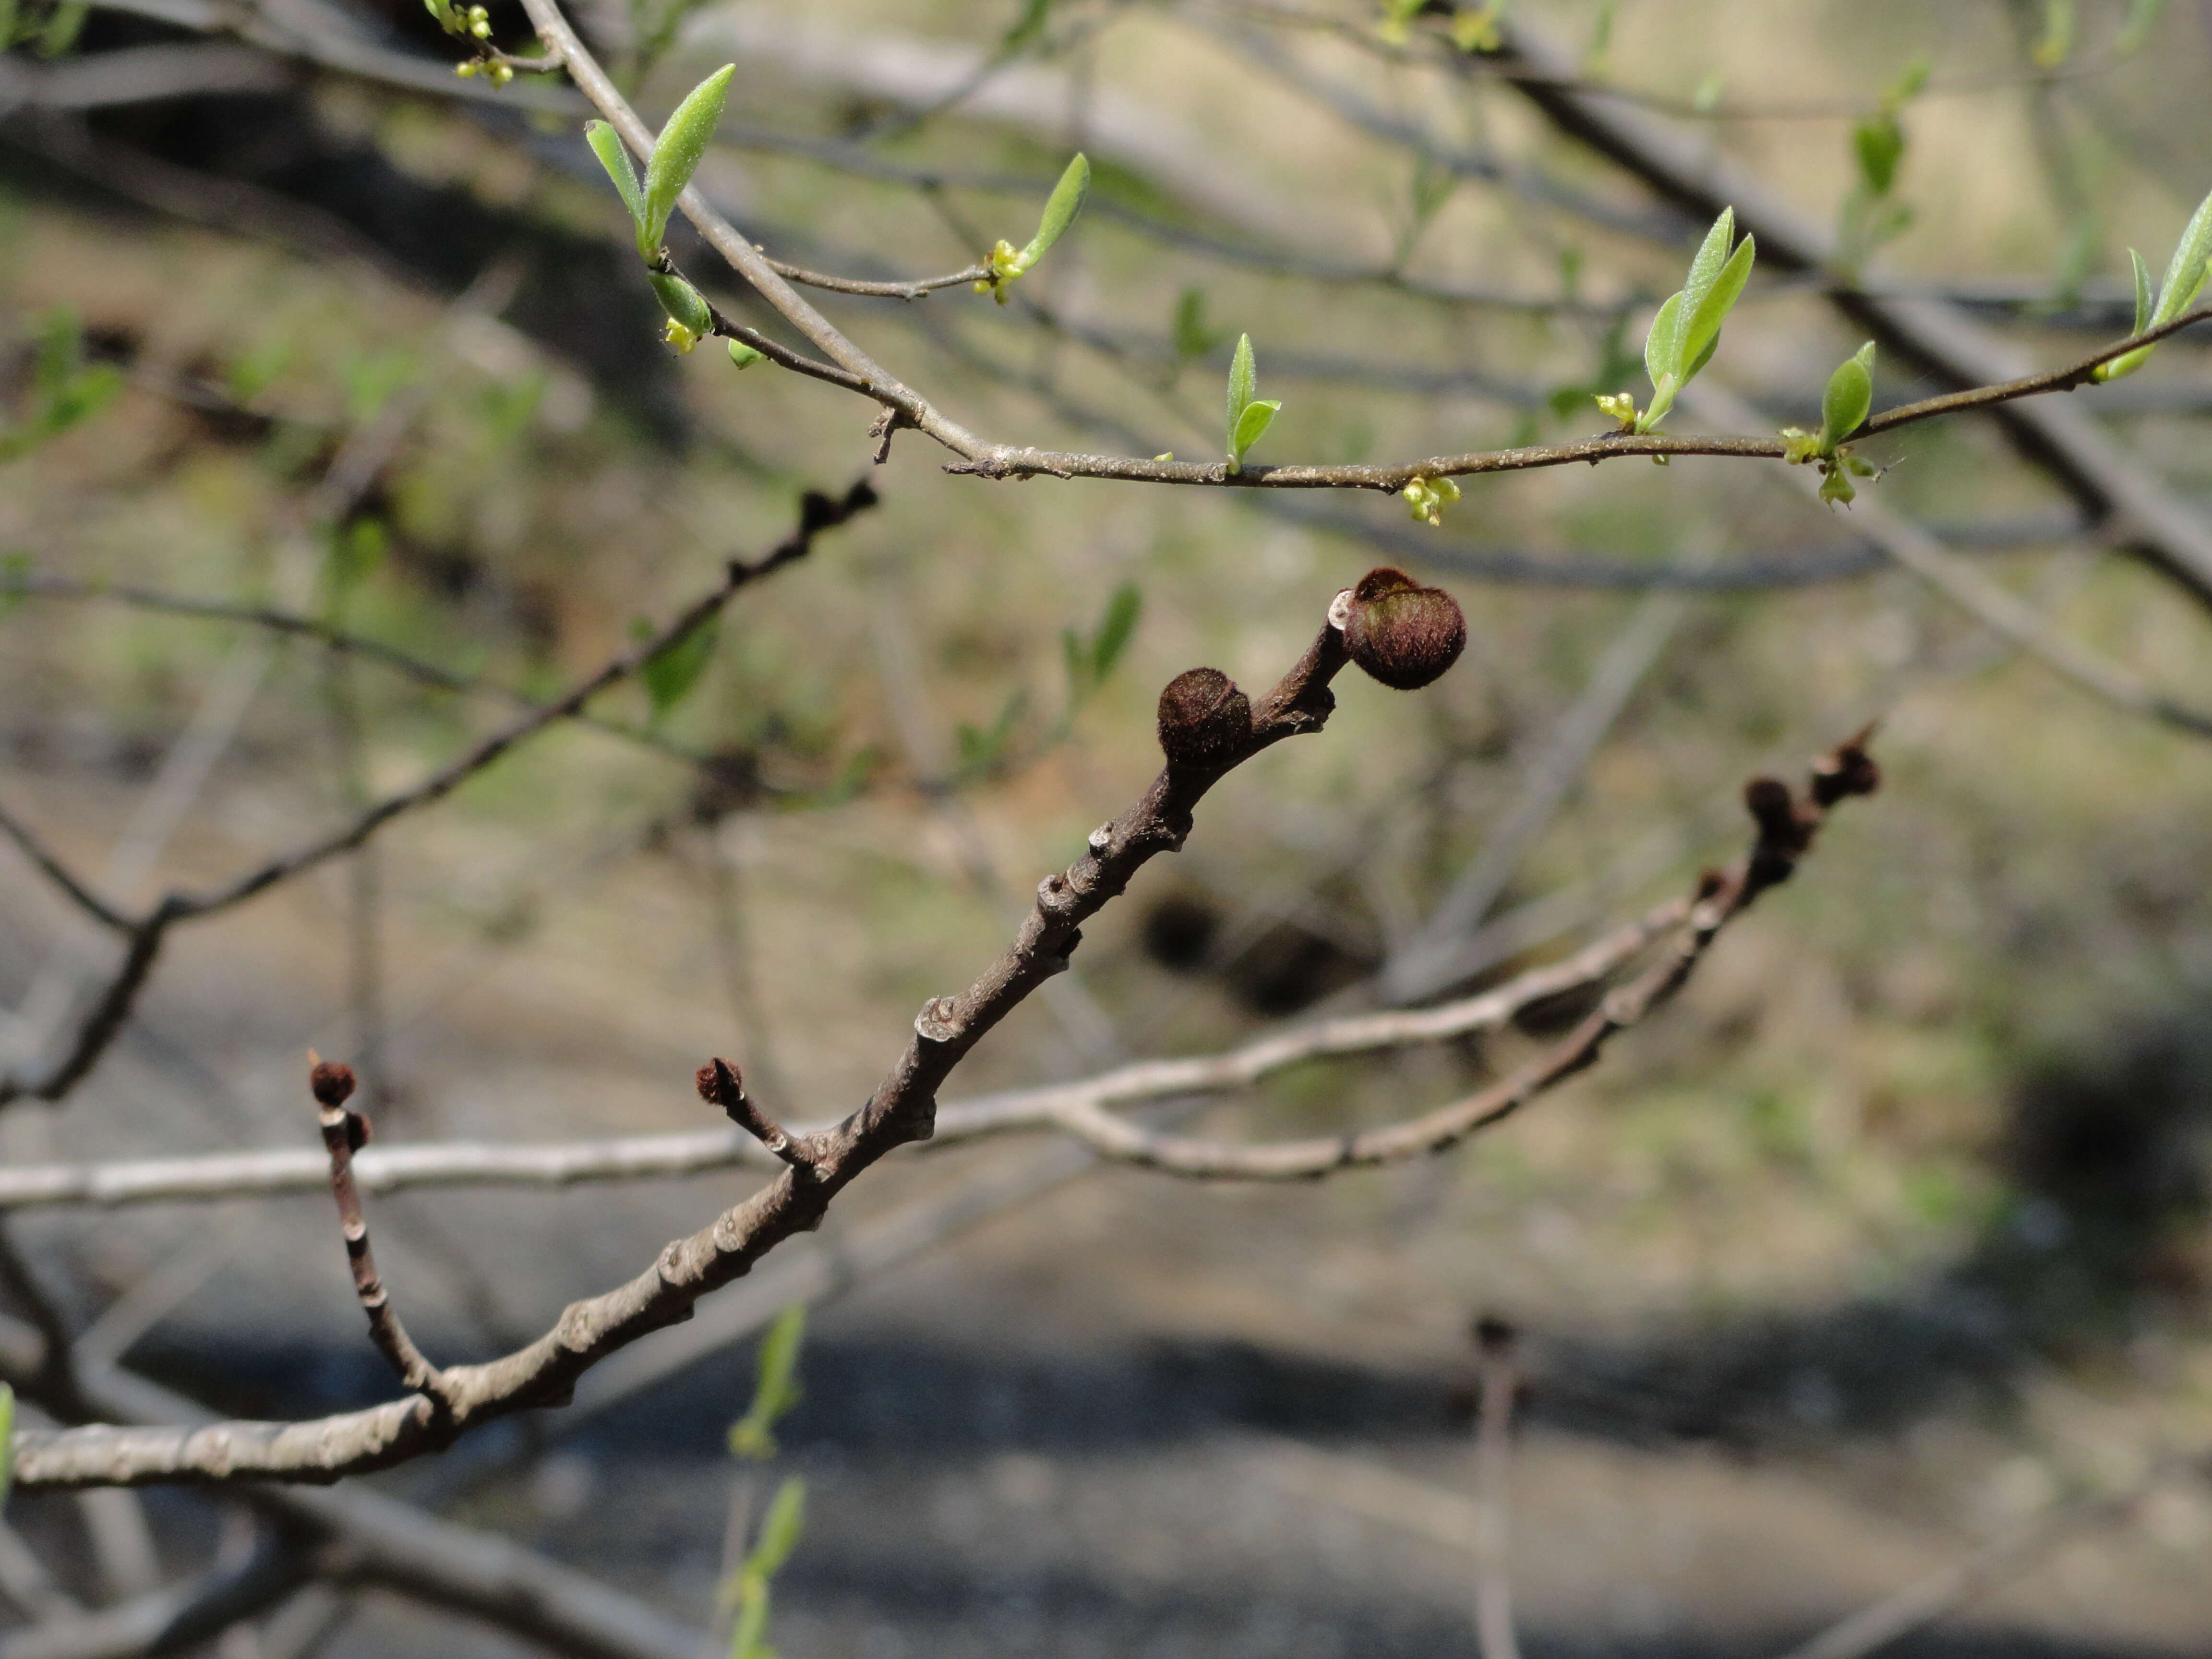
[1156,667,1251,769]
[309,1059,357,1107]
[1337,568,1466,690]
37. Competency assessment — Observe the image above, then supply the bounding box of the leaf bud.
[309,1058,357,1107]
[1336,568,1466,690]
[1156,667,1251,769]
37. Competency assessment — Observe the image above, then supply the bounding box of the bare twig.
[1770,1451,2212,1659]
[1486,20,2212,608]
[308,1061,443,1403]
[0,893,1688,1212]
[0,804,132,936]
[1470,1317,1521,1659]
[0,484,875,1111]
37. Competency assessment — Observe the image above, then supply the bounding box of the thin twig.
[0,892,1688,1212]
[309,1060,445,1403]
[1470,1317,1521,1659]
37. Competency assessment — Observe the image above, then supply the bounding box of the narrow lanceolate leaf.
[642,63,735,252]
[1681,233,1755,383]
[1678,209,1736,327]
[1227,334,1257,432]
[2152,183,2212,325]
[1090,581,1142,681]
[585,120,646,240]
[1643,290,1684,391]
[2130,247,2153,335]
[1231,398,1280,466]
[1014,153,1090,272]
[1819,342,1875,451]
[746,1478,807,1580]
[643,614,719,716]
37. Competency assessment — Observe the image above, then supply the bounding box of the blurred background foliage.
[3,0,2212,1655]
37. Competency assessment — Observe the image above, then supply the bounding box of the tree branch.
[0,892,1687,1211]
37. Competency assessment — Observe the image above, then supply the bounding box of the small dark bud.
[309,1060,357,1108]
[1472,1314,1518,1357]
[1743,776,1815,853]
[345,1110,373,1153]
[1810,741,1882,806]
[695,1057,742,1106]
[1338,568,1466,691]
[1156,667,1251,769]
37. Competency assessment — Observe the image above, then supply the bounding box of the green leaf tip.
[1819,341,1875,451]
[1635,207,1753,433]
[1224,335,1280,472]
[642,63,734,254]
[586,120,646,238]
[1017,152,1090,272]
[728,1303,805,1460]
[2096,182,2212,382]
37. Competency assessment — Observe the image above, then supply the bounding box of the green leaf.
[1171,288,1218,361]
[1226,333,1257,429]
[642,613,719,718]
[642,64,734,252]
[2032,0,2075,70]
[956,689,1026,773]
[2130,247,2153,335]
[35,0,86,57]
[1680,232,1754,385]
[1853,114,1904,197]
[1012,153,1089,273]
[2152,184,2212,325]
[586,120,647,240]
[999,0,1051,52]
[729,1580,770,1659]
[1819,342,1875,450]
[1886,52,1931,108]
[1642,290,1684,392]
[1089,581,1141,682]
[1678,210,1736,326]
[744,1478,807,1582]
[729,1304,805,1459]
[2117,0,2162,54]
[1231,398,1280,468]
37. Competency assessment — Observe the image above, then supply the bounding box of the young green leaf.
[586,120,647,242]
[729,1304,805,1459]
[35,0,86,57]
[1231,398,1280,467]
[1854,115,1904,197]
[2032,0,2075,70]
[745,1478,807,1582]
[1012,152,1090,273]
[642,614,719,718]
[641,64,735,252]
[1226,333,1257,431]
[2116,0,2162,54]
[2152,183,2212,325]
[1819,341,1875,451]
[0,1383,14,1513]
[729,1581,771,1659]
[1171,288,1218,361]
[1678,209,1736,328]
[2130,247,2153,335]
[1642,289,1684,393]
[1680,232,1755,383]
[1089,581,1142,683]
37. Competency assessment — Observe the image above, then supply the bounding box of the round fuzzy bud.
[1339,568,1466,691]
[1156,667,1251,769]
[309,1059,357,1107]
